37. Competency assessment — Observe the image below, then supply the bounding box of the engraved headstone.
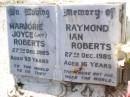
[7,5,56,79]
[57,3,126,86]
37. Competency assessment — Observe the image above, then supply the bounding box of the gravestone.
[57,3,126,86]
[7,5,56,79]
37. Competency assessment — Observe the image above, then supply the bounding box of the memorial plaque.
[57,3,126,86]
[7,5,56,79]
